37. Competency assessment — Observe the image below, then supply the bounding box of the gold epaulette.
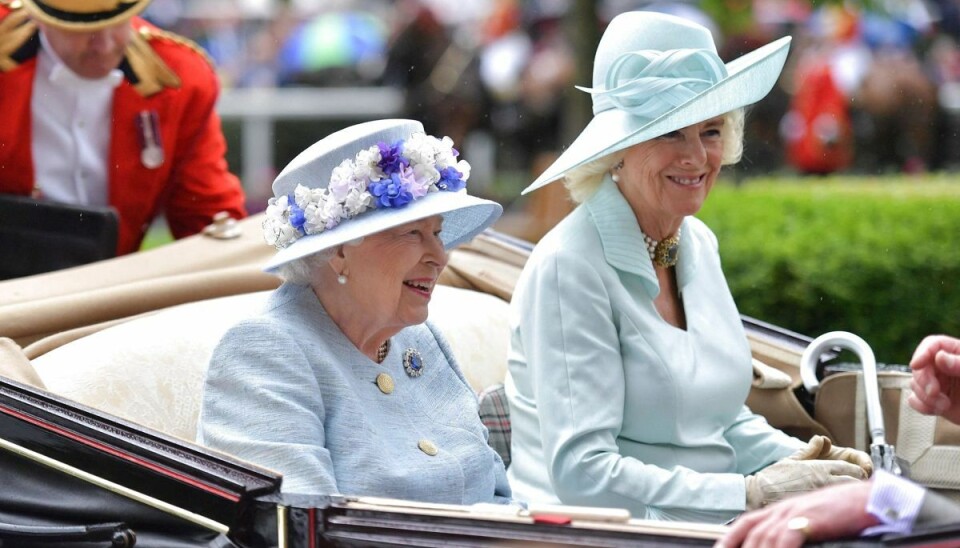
[140,25,214,69]
[125,26,182,96]
[0,2,35,72]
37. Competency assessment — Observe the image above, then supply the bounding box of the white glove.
[789,435,873,478]
[745,457,866,510]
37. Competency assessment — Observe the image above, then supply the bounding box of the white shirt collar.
[38,30,124,90]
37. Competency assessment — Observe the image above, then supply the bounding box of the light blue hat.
[262,119,503,272]
[522,10,792,194]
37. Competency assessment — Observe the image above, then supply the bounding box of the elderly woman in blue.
[506,12,871,523]
[197,119,511,503]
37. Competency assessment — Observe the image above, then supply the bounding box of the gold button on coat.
[375,373,394,394]
[418,439,439,456]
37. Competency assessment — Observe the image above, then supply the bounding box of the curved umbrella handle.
[800,331,886,445]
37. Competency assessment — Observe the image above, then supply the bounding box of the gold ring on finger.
[786,516,812,539]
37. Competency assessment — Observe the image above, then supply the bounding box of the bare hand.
[716,481,879,548]
[908,335,960,425]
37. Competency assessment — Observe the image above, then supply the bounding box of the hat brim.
[263,191,503,273]
[522,36,792,194]
[22,0,149,31]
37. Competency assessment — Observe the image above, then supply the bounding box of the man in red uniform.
[0,0,246,255]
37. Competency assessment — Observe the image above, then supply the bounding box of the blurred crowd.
[142,0,960,181]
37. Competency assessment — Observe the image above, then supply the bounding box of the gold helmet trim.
[21,0,149,31]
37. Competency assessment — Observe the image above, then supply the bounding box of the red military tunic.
[0,6,246,255]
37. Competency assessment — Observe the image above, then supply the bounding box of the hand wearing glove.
[789,435,873,478]
[745,457,867,510]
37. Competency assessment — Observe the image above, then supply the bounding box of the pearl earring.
[611,160,624,183]
[337,274,347,285]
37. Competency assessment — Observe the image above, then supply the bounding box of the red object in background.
[783,61,854,174]
[532,514,573,525]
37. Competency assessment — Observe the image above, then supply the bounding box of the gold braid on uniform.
[142,26,214,67]
[0,3,35,72]
[125,26,182,97]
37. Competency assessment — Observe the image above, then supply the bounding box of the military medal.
[403,348,424,377]
[137,110,164,169]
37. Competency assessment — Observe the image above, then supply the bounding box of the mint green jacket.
[506,177,804,523]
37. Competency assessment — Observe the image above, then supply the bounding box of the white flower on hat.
[402,133,437,166]
[303,192,344,232]
[262,195,301,248]
[342,187,374,217]
[411,162,440,188]
[454,159,471,180]
[329,159,360,202]
[354,147,384,182]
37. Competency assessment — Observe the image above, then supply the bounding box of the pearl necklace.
[642,227,682,268]
[376,339,391,363]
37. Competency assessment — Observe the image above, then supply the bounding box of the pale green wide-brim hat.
[263,119,503,273]
[522,10,792,194]
[22,0,151,30]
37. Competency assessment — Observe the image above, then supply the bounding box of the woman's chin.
[400,307,431,328]
[668,196,708,217]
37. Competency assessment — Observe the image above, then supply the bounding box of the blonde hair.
[562,109,745,204]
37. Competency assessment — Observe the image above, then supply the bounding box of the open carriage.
[0,213,957,546]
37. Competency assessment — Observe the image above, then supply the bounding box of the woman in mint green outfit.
[506,11,871,523]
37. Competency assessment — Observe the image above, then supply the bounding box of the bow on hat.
[521,11,792,195]
[582,48,728,120]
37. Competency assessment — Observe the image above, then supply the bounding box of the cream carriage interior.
[0,213,958,546]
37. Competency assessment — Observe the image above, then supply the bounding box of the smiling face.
[38,20,132,79]
[336,215,448,335]
[616,116,725,237]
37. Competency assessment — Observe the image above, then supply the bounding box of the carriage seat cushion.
[30,285,510,441]
[0,337,46,388]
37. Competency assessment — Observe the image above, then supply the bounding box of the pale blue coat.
[198,282,511,503]
[506,177,804,523]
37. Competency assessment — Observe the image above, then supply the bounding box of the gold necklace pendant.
[653,234,680,268]
[642,227,681,268]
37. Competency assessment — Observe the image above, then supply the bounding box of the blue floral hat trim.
[262,132,471,249]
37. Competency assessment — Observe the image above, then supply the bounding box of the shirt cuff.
[862,469,926,536]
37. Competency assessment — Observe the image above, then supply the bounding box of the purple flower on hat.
[377,141,408,174]
[437,166,467,192]
[369,173,413,209]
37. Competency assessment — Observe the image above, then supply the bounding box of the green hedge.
[697,176,960,365]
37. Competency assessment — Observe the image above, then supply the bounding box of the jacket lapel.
[585,177,701,298]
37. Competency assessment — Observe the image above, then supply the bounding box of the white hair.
[275,250,332,285]
[562,109,745,204]
[275,237,366,285]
